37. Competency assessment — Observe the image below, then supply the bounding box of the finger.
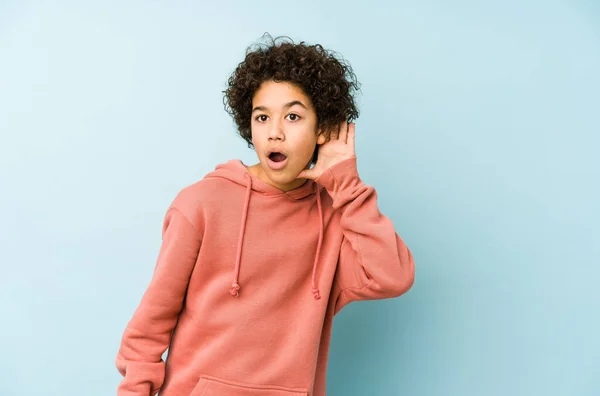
[297,169,316,180]
[348,123,356,151]
[339,121,348,143]
[330,123,340,141]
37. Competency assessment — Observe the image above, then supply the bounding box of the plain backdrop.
[1,1,599,395]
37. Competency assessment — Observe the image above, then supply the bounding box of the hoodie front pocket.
[191,374,309,396]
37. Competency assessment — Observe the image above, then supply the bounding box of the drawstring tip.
[312,288,321,300]
[230,283,240,297]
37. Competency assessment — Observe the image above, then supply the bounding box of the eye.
[286,113,301,121]
[255,114,268,122]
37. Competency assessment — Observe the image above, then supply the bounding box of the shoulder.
[161,179,224,236]
[168,160,245,219]
[170,177,231,213]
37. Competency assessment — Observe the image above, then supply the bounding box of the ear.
[316,127,327,145]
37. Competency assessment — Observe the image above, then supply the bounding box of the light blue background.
[1,1,598,395]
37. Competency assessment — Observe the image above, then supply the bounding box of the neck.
[247,163,308,192]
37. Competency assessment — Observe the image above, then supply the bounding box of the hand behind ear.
[298,121,355,180]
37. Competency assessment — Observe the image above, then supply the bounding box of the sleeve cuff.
[316,157,364,209]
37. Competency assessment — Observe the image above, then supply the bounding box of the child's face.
[249,80,326,191]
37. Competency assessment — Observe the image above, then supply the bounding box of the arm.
[115,203,202,395]
[317,157,415,314]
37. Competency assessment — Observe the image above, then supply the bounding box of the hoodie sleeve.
[115,202,202,396]
[316,157,415,314]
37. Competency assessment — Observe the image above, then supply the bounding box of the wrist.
[316,157,364,208]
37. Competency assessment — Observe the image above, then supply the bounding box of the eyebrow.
[251,100,308,113]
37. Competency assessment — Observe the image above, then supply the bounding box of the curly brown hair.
[223,34,361,163]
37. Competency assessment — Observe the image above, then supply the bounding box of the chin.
[260,162,299,183]
[268,170,297,185]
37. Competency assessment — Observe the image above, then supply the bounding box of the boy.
[116,35,415,396]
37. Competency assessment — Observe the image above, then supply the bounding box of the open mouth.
[266,150,288,170]
[268,151,287,163]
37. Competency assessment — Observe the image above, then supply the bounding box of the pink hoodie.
[115,157,415,396]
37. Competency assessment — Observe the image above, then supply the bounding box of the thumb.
[297,168,317,180]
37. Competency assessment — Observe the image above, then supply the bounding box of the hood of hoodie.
[205,159,318,200]
[203,160,325,300]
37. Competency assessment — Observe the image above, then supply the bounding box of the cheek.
[294,132,318,158]
[250,124,264,147]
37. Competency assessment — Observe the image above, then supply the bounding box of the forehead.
[252,80,312,108]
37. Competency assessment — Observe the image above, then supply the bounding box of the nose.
[268,119,285,141]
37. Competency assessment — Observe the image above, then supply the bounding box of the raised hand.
[298,121,356,180]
